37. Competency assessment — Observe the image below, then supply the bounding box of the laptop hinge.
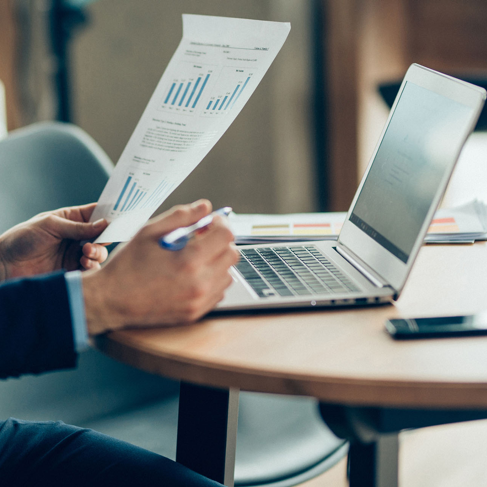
[335,245,389,289]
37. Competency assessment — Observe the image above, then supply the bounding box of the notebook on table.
[216,64,486,312]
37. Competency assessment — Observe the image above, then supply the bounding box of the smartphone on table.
[385,312,487,339]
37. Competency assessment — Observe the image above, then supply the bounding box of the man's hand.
[0,203,109,281]
[83,200,240,335]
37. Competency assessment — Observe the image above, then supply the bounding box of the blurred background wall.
[1,0,318,215]
[1,0,487,212]
[71,0,317,215]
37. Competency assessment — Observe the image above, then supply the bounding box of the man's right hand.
[82,200,240,335]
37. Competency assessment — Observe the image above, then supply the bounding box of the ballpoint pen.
[159,207,233,251]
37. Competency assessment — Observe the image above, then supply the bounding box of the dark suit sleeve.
[0,271,77,379]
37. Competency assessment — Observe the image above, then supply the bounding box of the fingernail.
[92,218,105,228]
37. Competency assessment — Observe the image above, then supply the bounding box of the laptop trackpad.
[217,271,256,307]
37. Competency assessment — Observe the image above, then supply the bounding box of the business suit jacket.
[0,271,223,487]
[0,271,77,379]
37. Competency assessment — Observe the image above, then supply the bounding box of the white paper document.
[229,200,487,245]
[426,200,487,243]
[228,212,347,244]
[91,15,290,243]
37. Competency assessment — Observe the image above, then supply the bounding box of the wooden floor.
[301,419,487,486]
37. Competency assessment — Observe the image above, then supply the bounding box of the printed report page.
[91,14,290,243]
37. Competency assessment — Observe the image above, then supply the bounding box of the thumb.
[144,200,212,238]
[49,215,108,241]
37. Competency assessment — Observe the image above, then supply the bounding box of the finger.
[83,243,109,263]
[193,248,238,305]
[54,203,99,223]
[201,215,234,241]
[187,217,235,261]
[80,255,101,271]
[142,200,212,238]
[207,247,241,281]
[48,215,108,241]
[207,263,235,291]
[77,203,99,222]
[175,247,236,322]
[194,271,234,318]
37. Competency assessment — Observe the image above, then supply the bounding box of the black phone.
[385,313,487,339]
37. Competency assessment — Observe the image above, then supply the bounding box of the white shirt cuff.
[65,270,89,352]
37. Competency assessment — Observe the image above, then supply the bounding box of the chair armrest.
[0,80,6,139]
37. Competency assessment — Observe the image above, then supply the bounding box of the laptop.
[216,64,486,312]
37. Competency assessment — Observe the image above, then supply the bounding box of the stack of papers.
[229,200,487,245]
[427,200,487,243]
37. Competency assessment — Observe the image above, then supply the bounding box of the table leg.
[176,382,239,487]
[319,403,487,487]
[348,434,399,487]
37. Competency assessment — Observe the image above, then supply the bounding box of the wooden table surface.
[96,242,487,410]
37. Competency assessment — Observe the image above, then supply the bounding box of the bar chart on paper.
[159,62,214,114]
[203,67,256,116]
[112,170,174,215]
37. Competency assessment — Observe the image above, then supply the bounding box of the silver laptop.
[217,64,486,312]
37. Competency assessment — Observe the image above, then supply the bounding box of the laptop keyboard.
[235,246,360,298]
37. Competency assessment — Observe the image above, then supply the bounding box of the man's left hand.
[0,203,109,281]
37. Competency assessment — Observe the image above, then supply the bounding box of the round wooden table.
[96,242,487,486]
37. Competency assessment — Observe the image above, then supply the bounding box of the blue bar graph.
[142,180,168,209]
[192,74,210,109]
[151,182,168,203]
[114,176,132,211]
[172,83,184,105]
[179,82,192,106]
[127,190,144,211]
[121,182,136,212]
[207,101,212,110]
[225,85,240,109]
[219,96,228,110]
[213,99,220,110]
[231,77,251,109]
[131,191,146,210]
[164,83,176,104]
[186,77,202,107]
[125,189,140,212]
[141,180,176,210]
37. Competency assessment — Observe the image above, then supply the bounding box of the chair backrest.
[0,80,6,140]
[0,122,178,424]
[0,122,113,232]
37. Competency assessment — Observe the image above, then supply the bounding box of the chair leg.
[348,433,399,487]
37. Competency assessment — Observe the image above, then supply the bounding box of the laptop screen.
[349,81,475,263]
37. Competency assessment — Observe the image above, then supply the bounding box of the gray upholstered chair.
[0,122,347,486]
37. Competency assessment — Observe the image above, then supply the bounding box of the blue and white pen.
[159,207,233,251]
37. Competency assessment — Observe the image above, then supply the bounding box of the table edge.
[95,332,487,410]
